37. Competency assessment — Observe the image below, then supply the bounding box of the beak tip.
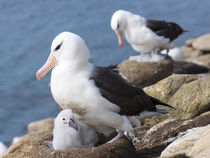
[119,43,124,47]
[36,71,41,80]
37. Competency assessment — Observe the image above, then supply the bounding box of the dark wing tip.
[151,97,176,110]
[107,63,119,74]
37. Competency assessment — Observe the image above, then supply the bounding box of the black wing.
[90,65,173,116]
[146,19,184,42]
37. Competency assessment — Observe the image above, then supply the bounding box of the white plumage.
[0,142,7,155]
[161,47,184,61]
[111,10,173,54]
[52,109,98,150]
[129,52,165,62]
[36,32,132,139]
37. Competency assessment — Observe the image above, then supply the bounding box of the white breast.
[124,15,171,53]
[50,64,119,114]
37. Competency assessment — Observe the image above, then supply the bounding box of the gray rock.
[144,74,210,123]
[28,118,54,134]
[188,127,210,157]
[144,74,200,103]
[185,38,195,47]
[168,75,210,119]
[181,44,210,68]
[160,124,210,157]
[185,54,210,68]
[180,46,201,59]
[192,34,210,52]
[135,111,210,157]
[173,61,209,74]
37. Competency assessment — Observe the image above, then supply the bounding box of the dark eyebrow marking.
[54,41,63,51]
[117,21,120,29]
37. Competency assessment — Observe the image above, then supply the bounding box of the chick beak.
[68,119,78,131]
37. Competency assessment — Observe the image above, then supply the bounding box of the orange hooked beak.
[115,30,124,47]
[36,53,57,80]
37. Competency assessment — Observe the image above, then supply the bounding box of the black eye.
[63,118,65,121]
[54,42,63,51]
[117,22,120,29]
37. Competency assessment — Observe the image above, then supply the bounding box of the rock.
[119,56,173,88]
[192,34,210,52]
[30,134,137,158]
[180,46,202,59]
[2,111,210,158]
[169,75,210,119]
[185,53,210,68]
[144,74,210,120]
[181,34,210,68]
[160,124,210,157]
[135,111,210,157]
[144,74,200,103]
[1,134,34,158]
[188,127,210,157]
[185,38,195,47]
[28,118,54,134]
[1,118,55,158]
[173,61,209,74]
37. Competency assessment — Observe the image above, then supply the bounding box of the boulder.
[181,34,210,69]
[185,53,210,68]
[28,118,54,134]
[144,74,200,103]
[1,118,55,158]
[188,127,210,157]
[1,134,35,158]
[185,38,195,47]
[135,111,210,157]
[180,46,202,59]
[30,134,137,158]
[119,56,173,88]
[192,34,210,52]
[2,111,210,158]
[160,124,210,157]
[168,75,210,119]
[144,74,210,121]
[173,61,209,74]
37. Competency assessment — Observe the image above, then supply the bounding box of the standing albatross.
[36,32,174,142]
[111,10,185,54]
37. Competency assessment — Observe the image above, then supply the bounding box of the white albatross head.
[111,10,130,47]
[55,109,78,131]
[36,32,90,80]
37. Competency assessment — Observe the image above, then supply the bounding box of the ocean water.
[0,0,209,145]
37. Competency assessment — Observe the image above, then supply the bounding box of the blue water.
[0,0,209,145]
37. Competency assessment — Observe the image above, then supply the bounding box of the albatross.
[111,10,185,54]
[36,32,174,142]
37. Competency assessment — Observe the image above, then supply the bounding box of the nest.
[30,132,137,158]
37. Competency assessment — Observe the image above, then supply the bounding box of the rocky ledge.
[1,34,210,158]
[2,72,209,158]
[181,34,210,68]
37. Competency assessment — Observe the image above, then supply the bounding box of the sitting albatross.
[36,32,174,142]
[111,10,185,54]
